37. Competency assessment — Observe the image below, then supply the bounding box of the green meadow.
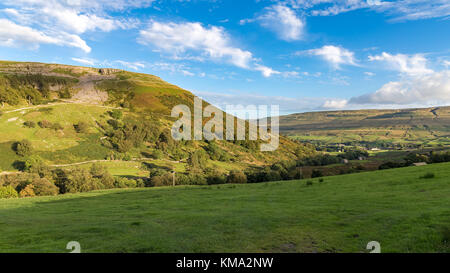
[1,163,449,253]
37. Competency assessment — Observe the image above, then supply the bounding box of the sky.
[0,0,449,115]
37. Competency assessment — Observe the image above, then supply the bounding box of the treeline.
[0,163,146,199]
[379,150,450,170]
[0,73,76,105]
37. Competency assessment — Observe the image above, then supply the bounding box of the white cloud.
[0,0,148,53]
[369,52,433,76]
[364,71,375,77]
[0,19,91,52]
[72,57,96,66]
[255,64,281,78]
[138,20,289,78]
[258,5,305,41]
[350,70,450,105]
[304,45,357,69]
[146,62,199,77]
[442,60,450,68]
[322,99,349,109]
[288,0,450,21]
[181,70,195,76]
[138,21,253,69]
[115,60,145,70]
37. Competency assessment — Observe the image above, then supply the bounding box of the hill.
[1,162,449,253]
[0,61,315,179]
[278,107,450,150]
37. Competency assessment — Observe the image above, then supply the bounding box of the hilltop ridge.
[279,106,450,149]
[0,60,193,113]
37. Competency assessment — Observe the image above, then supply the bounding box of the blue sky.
[0,0,449,115]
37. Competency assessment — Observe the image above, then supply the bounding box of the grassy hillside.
[279,107,450,149]
[1,163,449,253]
[0,60,315,181]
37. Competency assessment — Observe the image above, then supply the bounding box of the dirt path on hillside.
[49,158,182,168]
[2,101,121,114]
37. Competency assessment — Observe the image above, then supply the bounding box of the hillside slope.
[1,162,449,253]
[0,60,315,174]
[279,107,450,148]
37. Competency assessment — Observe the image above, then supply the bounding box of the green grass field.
[1,163,449,253]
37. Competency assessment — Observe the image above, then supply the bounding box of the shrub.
[12,140,33,157]
[38,120,52,128]
[89,163,115,189]
[0,186,19,199]
[74,121,89,133]
[306,180,313,186]
[23,155,45,172]
[227,170,247,184]
[19,184,35,197]
[379,161,405,170]
[187,149,209,169]
[207,172,227,185]
[32,178,59,196]
[63,168,98,193]
[51,122,64,131]
[288,167,303,180]
[109,109,123,120]
[123,153,132,161]
[420,172,435,179]
[23,121,36,128]
[311,169,323,178]
[150,173,173,187]
[114,177,137,188]
[319,178,324,183]
[151,150,163,159]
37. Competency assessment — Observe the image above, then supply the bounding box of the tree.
[31,178,59,196]
[23,121,36,128]
[19,184,36,198]
[12,140,33,157]
[0,186,19,199]
[151,149,163,159]
[227,170,247,184]
[187,149,208,169]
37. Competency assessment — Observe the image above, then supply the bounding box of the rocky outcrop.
[98,68,122,75]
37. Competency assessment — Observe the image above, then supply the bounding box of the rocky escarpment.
[0,61,124,105]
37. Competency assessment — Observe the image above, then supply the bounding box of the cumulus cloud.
[350,70,450,105]
[0,0,147,53]
[0,19,91,52]
[303,45,357,69]
[322,99,349,109]
[369,52,433,76]
[139,20,292,78]
[255,64,281,78]
[139,21,253,69]
[257,5,305,41]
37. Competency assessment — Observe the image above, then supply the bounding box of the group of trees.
[0,162,145,199]
[12,140,33,157]
[0,73,76,106]
[379,151,450,170]
[105,114,162,154]
[37,120,63,131]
